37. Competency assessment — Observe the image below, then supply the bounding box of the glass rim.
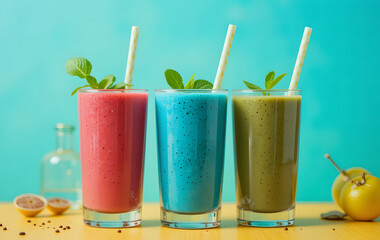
[78,89,148,93]
[55,123,74,131]
[232,89,302,93]
[155,89,228,93]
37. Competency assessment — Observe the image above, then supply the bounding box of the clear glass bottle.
[41,123,82,210]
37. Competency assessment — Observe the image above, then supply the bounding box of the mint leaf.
[185,74,195,89]
[110,83,132,89]
[102,75,116,89]
[193,80,213,89]
[165,69,184,89]
[270,73,287,89]
[86,75,98,88]
[98,79,107,89]
[265,72,287,89]
[264,71,275,89]
[243,81,261,89]
[65,57,92,79]
[242,71,287,92]
[71,85,90,96]
[98,75,116,89]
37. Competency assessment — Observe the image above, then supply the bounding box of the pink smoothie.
[78,90,148,213]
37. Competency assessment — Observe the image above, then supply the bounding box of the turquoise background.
[1,0,380,202]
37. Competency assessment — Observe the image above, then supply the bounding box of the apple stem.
[354,172,366,186]
[324,153,351,181]
[359,172,366,185]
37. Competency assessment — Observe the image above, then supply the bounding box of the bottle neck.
[56,131,74,151]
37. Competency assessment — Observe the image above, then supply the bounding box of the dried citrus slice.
[13,193,47,217]
[47,197,72,215]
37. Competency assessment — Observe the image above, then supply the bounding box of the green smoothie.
[233,94,301,213]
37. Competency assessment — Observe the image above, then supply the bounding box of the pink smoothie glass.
[78,89,148,228]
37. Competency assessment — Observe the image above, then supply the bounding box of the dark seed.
[66,226,71,229]
[42,223,45,225]
[63,228,66,230]
[284,227,288,231]
[19,232,26,235]
[333,228,335,231]
[27,220,31,223]
[59,225,63,228]
[56,230,60,233]
[0,224,2,227]
[117,230,121,233]
[33,224,36,226]
[3,227,7,230]
[47,220,51,223]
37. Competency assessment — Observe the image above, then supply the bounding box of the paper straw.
[288,27,312,90]
[213,24,237,89]
[124,26,140,89]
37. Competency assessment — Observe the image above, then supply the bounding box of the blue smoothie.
[155,90,227,214]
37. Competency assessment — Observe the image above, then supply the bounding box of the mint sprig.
[65,57,92,79]
[243,71,287,91]
[193,80,213,89]
[164,69,213,89]
[65,57,132,96]
[165,69,184,89]
[184,74,195,89]
[243,81,261,90]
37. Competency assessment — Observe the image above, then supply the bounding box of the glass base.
[83,207,141,228]
[161,207,221,229]
[237,207,294,227]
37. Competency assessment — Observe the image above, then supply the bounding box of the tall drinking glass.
[155,89,227,229]
[78,89,148,228]
[232,89,301,227]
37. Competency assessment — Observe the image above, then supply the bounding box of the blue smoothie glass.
[155,89,228,229]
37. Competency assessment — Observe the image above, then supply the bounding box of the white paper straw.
[124,26,140,89]
[289,27,312,90]
[213,24,237,90]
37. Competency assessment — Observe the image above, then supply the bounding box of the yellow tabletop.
[0,203,379,240]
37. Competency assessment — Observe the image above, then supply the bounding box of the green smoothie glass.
[232,89,301,227]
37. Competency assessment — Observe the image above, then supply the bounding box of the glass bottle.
[41,123,82,210]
